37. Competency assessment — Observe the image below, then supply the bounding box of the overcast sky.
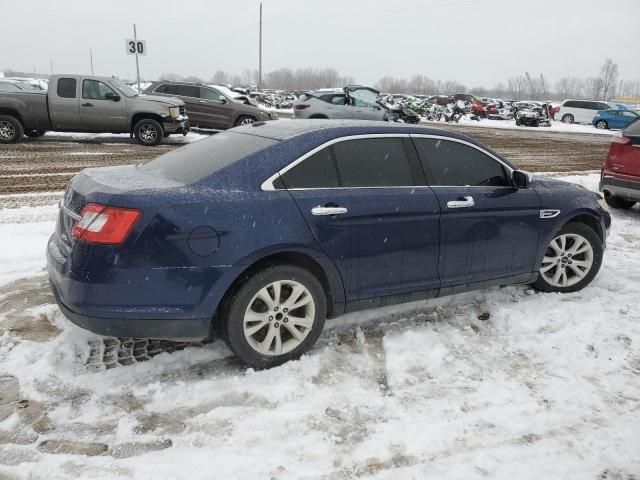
[3,0,639,86]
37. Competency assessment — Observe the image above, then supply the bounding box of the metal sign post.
[133,24,140,92]
[125,25,147,91]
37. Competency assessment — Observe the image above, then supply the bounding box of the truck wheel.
[0,115,24,144]
[133,119,163,146]
[25,129,46,138]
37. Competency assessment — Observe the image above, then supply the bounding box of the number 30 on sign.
[125,39,147,56]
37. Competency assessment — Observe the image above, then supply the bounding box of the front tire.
[604,194,635,209]
[0,115,24,144]
[222,264,327,368]
[133,118,163,146]
[562,114,574,124]
[235,115,257,127]
[534,222,603,293]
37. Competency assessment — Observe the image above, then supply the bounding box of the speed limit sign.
[125,39,147,56]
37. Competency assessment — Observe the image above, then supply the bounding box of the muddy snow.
[0,174,638,479]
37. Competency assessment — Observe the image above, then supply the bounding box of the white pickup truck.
[0,74,188,145]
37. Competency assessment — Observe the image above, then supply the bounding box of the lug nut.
[283,308,288,313]
[274,307,279,312]
[284,318,288,323]
[274,322,280,328]
[269,316,273,321]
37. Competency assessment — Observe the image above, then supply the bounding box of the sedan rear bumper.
[49,279,210,341]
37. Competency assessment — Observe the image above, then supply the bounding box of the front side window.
[348,89,378,108]
[82,80,116,100]
[414,138,509,187]
[279,147,339,189]
[57,78,77,98]
[333,138,414,187]
[200,87,223,101]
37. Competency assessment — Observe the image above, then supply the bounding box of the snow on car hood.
[137,94,185,107]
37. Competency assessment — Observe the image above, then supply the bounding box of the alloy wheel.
[243,280,315,356]
[240,117,255,126]
[139,124,158,143]
[596,120,607,129]
[540,233,594,288]
[0,121,16,140]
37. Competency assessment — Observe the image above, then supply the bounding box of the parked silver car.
[293,85,388,121]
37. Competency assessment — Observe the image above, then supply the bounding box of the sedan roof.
[237,119,516,169]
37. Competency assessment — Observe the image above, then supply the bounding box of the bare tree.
[584,77,604,99]
[507,75,527,100]
[599,58,619,100]
[210,71,230,85]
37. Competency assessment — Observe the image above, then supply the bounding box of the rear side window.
[279,147,339,189]
[333,138,414,187]
[175,85,199,98]
[57,78,77,98]
[139,132,277,183]
[414,138,509,187]
[564,100,577,108]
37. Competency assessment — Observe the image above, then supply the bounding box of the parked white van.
[558,99,620,124]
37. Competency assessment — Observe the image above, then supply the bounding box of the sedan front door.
[412,135,541,287]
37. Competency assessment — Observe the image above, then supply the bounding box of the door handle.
[199,100,207,103]
[82,103,94,107]
[447,196,475,209]
[311,206,348,216]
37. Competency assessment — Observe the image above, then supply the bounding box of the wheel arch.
[131,112,164,131]
[208,247,346,334]
[535,209,605,269]
[308,114,329,119]
[0,108,25,126]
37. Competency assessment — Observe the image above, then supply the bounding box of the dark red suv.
[600,117,640,209]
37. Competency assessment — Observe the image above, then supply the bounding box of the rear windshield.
[139,131,277,183]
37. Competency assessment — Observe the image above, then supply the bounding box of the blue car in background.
[593,109,639,130]
[47,120,611,368]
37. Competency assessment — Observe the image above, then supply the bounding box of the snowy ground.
[422,116,615,136]
[0,174,639,479]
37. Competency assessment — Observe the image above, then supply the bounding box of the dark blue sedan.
[593,109,639,130]
[47,120,610,367]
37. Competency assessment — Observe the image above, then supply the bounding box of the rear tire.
[604,194,635,209]
[531,119,540,127]
[562,114,574,124]
[595,120,608,130]
[235,115,257,127]
[0,115,24,144]
[133,118,163,146]
[534,222,603,293]
[222,264,327,369]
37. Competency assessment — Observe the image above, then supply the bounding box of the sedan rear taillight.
[72,203,141,245]
[294,104,311,110]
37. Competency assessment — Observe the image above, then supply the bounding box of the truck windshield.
[109,80,139,98]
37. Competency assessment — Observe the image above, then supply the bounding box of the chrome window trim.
[260,133,515,191]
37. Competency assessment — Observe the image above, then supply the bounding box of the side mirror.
[219,97,228,104]
[105,92,121,102]
[512,170,530,189]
